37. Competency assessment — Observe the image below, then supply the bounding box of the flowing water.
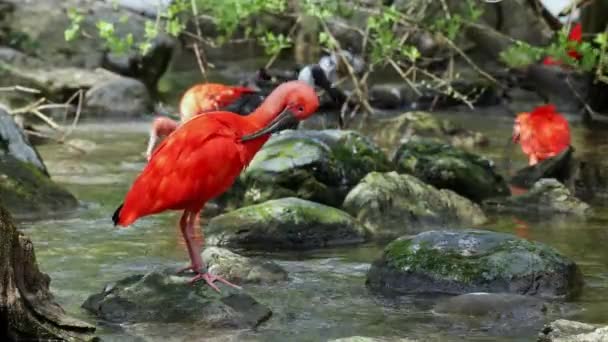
[14,58,608,341]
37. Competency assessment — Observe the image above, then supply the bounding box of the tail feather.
[112,203,124,226]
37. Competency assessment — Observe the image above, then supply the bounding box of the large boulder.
[365,111,489,150]
[393,140,509,202]
[82,271,272,328]
[0,105,46,173]
[0,55,153,118]
[0,154,78,216]
[84,76,152,117]
[0,106,77,215]
[366,230,583,299]
[206,197,369,251]
[241,129,391,207]
[483,179,592,218]
[342,172,487,239]
[538,319,608,342]
[202,247,288,284]
[0,0,175,90]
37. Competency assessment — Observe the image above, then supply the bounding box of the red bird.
[543,23,582,66]
[113,81,319,291]
[512,104,571,166]
[146,83,256,160]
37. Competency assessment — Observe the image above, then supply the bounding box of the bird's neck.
[247,88,288,129]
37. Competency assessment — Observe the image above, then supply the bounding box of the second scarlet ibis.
[542,23,582,66]
[146,83,256,160]
[512,104,571,166]
[113,80,320,291]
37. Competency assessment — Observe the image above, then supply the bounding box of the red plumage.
[513,104,571,165]
[113,80,320,291]
[179,83,256,120]
[118,113,267,226]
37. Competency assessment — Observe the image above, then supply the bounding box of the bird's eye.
[297,106,304,112]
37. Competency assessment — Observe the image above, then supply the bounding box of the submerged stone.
[202,247,288,284]
[366,230,583,299]
[434,293,547,318]
[206,197,368,251]
[82,270,272,328]
[241,129,391,207]
[393,140,509,202]
[342,172,487,239]
[483,178,592,218]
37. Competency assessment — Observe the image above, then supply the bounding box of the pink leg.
[528,154,539,166]
[146,117,179,161]
[177,210,242,292]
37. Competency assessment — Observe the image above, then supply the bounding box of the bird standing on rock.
[113,81,320,291]
[512,104,571,166]
[145,83,256,160]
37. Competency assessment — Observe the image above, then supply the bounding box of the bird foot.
[189,272,242,292]
[176,264,199,274]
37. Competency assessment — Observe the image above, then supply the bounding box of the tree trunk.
[0,205,96,341]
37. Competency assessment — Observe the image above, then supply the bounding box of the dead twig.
[0,85,41,94]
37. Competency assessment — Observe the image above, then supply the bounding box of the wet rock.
[1,0,175,89]
[393,140,509,202]
[366,230,583,299]
[0,105,76,215]
[0,154,78,216]
[82,270,272,328]
[510,147,575,189]
[202,247,288,284]
[0,106,47,173]
[368,111,489,149]
[369,85,405,110]
[342,172,487,239]
[84,76,152,118]
[434,293,547,318]
[241,129,391,207]
[483,179,592,218]
[206,197,369,251]
[539,319,608,342]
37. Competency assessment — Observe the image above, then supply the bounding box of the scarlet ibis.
[113,81,320,291]
[145,83,256,160]
[542,23,582,66]
[512,104,571,166]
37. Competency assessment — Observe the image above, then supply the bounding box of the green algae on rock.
[342,172,487,239]
[241,129,391,207]
[393,139,509,202]
[366,230,583,299]
[82,270,271,328]
[206,197,369,250]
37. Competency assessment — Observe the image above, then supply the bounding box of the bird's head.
[242,81,319,142]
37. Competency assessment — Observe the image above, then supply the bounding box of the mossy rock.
[483,178,592,218]
[82,270,271,328]
[393,140,509,202]
[241,129,391,207]
[0,154,77,216]
[342,172,487,239]
[206,197,369,251]
[366,230,583,299]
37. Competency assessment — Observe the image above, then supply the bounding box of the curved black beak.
[241,107,299,142]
